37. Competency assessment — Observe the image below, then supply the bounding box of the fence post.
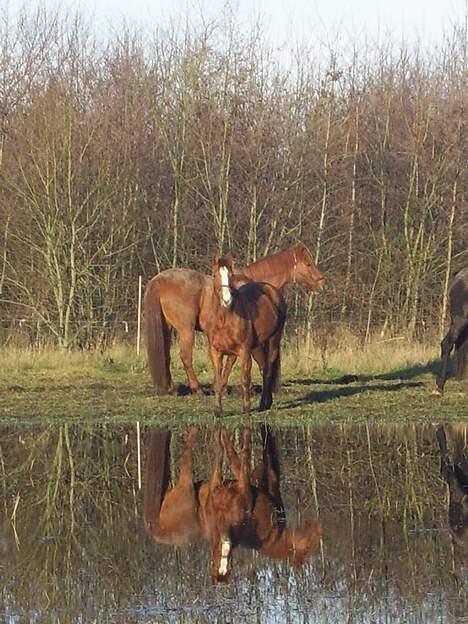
[137,275,142,355]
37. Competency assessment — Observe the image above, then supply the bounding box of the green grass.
[0,341,466,426]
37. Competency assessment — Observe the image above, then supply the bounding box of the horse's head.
[292,243,326,293]
[212,254,235,308]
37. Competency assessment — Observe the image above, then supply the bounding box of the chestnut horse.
[435,268,468,395]
[198,429,253,583]
[209,255,286,416]
[143,427,253,583]
[144,243,325,395]
[144,426,322,584]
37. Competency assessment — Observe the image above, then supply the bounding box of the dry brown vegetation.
[0,5,466,351]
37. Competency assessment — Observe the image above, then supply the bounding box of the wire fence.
[0,314,442,352]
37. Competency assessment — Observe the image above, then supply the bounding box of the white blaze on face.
[219,265,233,307]
[218,537,232,576]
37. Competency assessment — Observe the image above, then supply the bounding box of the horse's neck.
[259,524,321,566]
[259,527,297,560]
[243,252,291,289]
[210,285,244,327]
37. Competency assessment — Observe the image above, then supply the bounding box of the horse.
[208,254,287,416]
[198,428,253,583]
[143,426,322,584]
[143,242,325,395]
[434,268,468,395]
[221,426,322,571]
[435,424,468,552]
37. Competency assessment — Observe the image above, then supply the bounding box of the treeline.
[0,6,466,348]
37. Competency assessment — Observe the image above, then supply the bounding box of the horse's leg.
[259,344,273,411]
[239,350,252,416]
[455,325,468,379]
[179,327,203,395]
[210,429,224,487]
[260,425,286,522]
[435,318,467,394]
[259,334,281,411]
[176,427,199,487]
[221,355,237,390]
[220,430,242,478]
[210,347,225,417]
[252,349,265,377]
[239,429,253,512]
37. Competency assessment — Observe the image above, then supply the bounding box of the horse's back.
[152,267,210,293]
[449,268,468,319]
[148,268,212,330]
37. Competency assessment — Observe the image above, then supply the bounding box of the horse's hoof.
[431,388,443,397]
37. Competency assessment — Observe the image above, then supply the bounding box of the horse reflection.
[436,424,468,551]
[144,427,322,583]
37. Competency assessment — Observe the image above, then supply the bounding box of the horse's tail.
[143,430,171,537]
[144,277,171,394]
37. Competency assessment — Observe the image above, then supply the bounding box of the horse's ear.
[223,253,234,272]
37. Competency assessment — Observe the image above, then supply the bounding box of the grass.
[0,337,466,426]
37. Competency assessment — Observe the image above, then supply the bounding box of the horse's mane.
[241,246,296,282]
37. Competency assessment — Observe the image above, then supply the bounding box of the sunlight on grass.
[0,332,440,379]
[0,344,145,374]
[282,330,439,377]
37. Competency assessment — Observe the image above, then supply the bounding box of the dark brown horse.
[436,424,468,552]
[435,268,468,395]
[144,426,322,584]
[144,243,325,395]
[209,255,286,416]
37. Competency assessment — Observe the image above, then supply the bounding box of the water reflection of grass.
[1,424,468,622]
[0,344,465,424]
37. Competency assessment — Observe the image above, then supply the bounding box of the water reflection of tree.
[1,424,144,617]
[1,423,467,622]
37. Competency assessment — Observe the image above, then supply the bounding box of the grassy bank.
[0,338,466,426]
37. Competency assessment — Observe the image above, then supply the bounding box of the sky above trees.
[28,0,465,48]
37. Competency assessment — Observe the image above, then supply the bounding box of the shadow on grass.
[281,380,425,408]
[284,360,440,388]
[169,383,264,397]
[156,359,441,405]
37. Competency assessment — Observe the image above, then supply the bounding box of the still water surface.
[1,422,467,623]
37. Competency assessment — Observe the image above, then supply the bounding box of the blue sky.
[25,0,468,47]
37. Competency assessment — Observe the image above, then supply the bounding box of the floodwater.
[1,422,468,623]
